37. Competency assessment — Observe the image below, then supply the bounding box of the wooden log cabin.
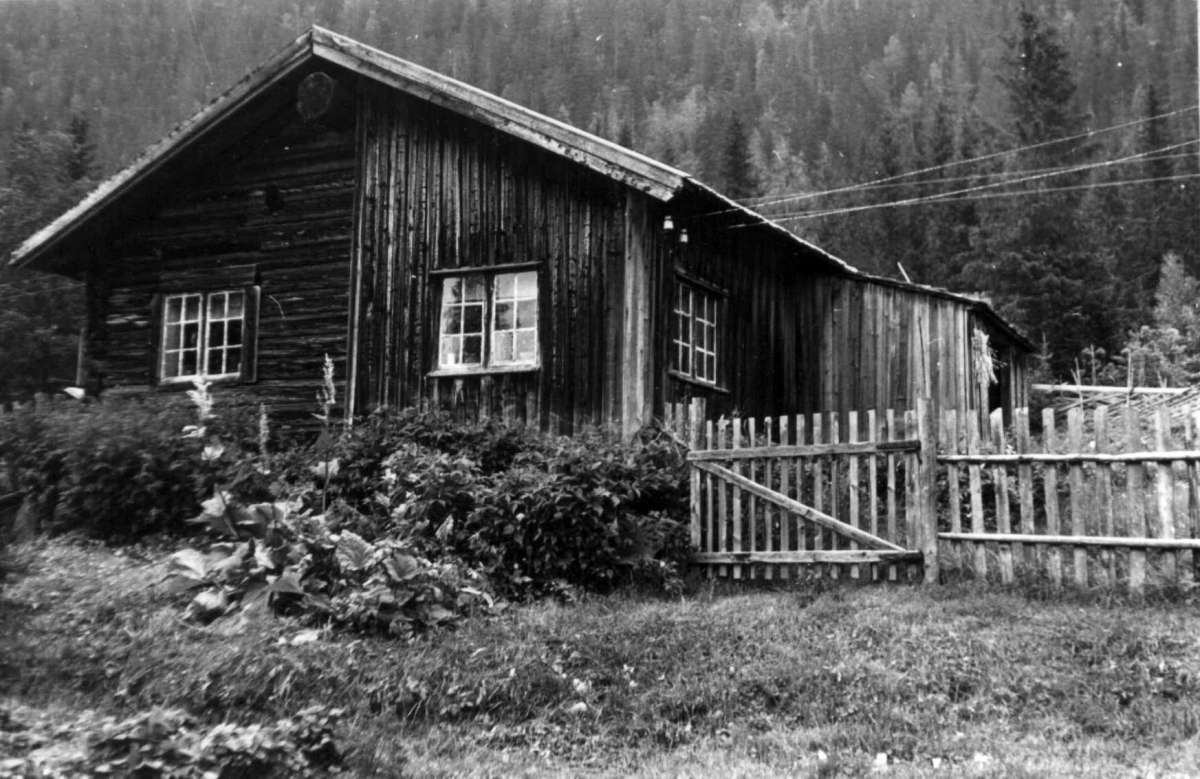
[8,27,1032,434]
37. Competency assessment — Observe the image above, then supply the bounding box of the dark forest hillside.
[0,0,1197,392]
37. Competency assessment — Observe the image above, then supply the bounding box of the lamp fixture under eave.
[679,228,689,244]
[662,214,675,231]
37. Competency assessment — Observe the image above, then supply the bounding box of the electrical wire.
[748,151,1199,199]
[730,104,1198,213]
[736,139,1199,225]
[770,172,1200,222]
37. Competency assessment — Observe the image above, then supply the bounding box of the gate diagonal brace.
[693,461,907,552]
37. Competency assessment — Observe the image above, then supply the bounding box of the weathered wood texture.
[659,209,1028,429]
[82,65,357,426]
[939,404,1200,594]
[73,56,1030,438]
[667,400,932,583]
[350,80,628,433]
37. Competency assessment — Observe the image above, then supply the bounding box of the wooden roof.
[5,26,1029,350]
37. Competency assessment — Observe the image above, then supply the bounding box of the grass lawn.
[3,538,1200,776]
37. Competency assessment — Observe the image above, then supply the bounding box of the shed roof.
[6,26,1031,351]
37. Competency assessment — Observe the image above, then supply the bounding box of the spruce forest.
[0,0,1197,398]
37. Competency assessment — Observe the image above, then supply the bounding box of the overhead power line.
[749,151,1199,200]
[740,139,1199,225]
[734,104,1197,213]
[780,172,1200,221]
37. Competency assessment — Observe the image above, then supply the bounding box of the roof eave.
[9,29,319,271]
[307,27,684,201]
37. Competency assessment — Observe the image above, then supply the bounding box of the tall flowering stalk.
[182,377,230,521]
[312,354,339,512]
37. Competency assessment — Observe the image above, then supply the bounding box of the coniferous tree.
[715,112,760,200]
[66,114,96,183]
[0,124,87,401]
[962,8,1117,377]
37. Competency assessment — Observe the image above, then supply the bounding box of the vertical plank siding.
[352,81,627,432]
[663,221,1028,430]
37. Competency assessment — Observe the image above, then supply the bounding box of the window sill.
[668,369,729,394]
[428,364,540,378]
[155,375,246,390]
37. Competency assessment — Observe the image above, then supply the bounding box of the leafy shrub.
[171,496,499,639]
[0,397,200,538]
[373,425,691,595]
[0,393,273,540]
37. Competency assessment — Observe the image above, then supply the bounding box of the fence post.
[917,398,939,583]
[688,398,702,553]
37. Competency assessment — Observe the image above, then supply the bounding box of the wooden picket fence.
[669,397,1200,593]
[665,398,937,582]
[938,404,1200,593]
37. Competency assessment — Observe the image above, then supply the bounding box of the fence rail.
[937,404,1200,593]
[672,396,1200,594]
[667,398,935,583]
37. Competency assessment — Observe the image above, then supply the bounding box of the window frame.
[429,265,541,377]
[669,272,726,390]
[153,283,260,387]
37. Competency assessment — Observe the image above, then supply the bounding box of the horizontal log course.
[688,438,921,461]
[938,451,1200,464]
[938,532,1200,550]
[693,460,906,551]
[693,550,923,565]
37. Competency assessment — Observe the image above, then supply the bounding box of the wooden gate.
[667,399,938,581]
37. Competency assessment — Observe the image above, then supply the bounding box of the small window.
[672,280,719,385]
[161,289,245,382]
[437,270,539,370]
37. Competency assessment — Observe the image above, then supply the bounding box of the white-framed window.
[437,270,539,370]
[160,289,245,382]
[672,280,719,385]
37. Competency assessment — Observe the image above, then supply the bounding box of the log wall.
[88,65,357,425]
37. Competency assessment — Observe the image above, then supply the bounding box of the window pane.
[183,322,199,349]
[495,301,513,330]
[166,297,182,323]
[207,347,223,376]
[514,331,537,361]
[493,331,513,363]
[463,303,484,334]
[226,347,242,375]
[226,292,244,319]
[440,335,461,365]
[209,321,225,350]
[185,296,201,321]
[680,344,690,374]
[495,273,516,299]
[463,276,486,302]
[513,272,537,298]
[165,324,181,351]
[516,299,537,328]
[462,335,483,365]
[227,320,242,347]
[208,293,226,320]
[444,277,462,304]
[441,305,462,335]
[182,349,198,376]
